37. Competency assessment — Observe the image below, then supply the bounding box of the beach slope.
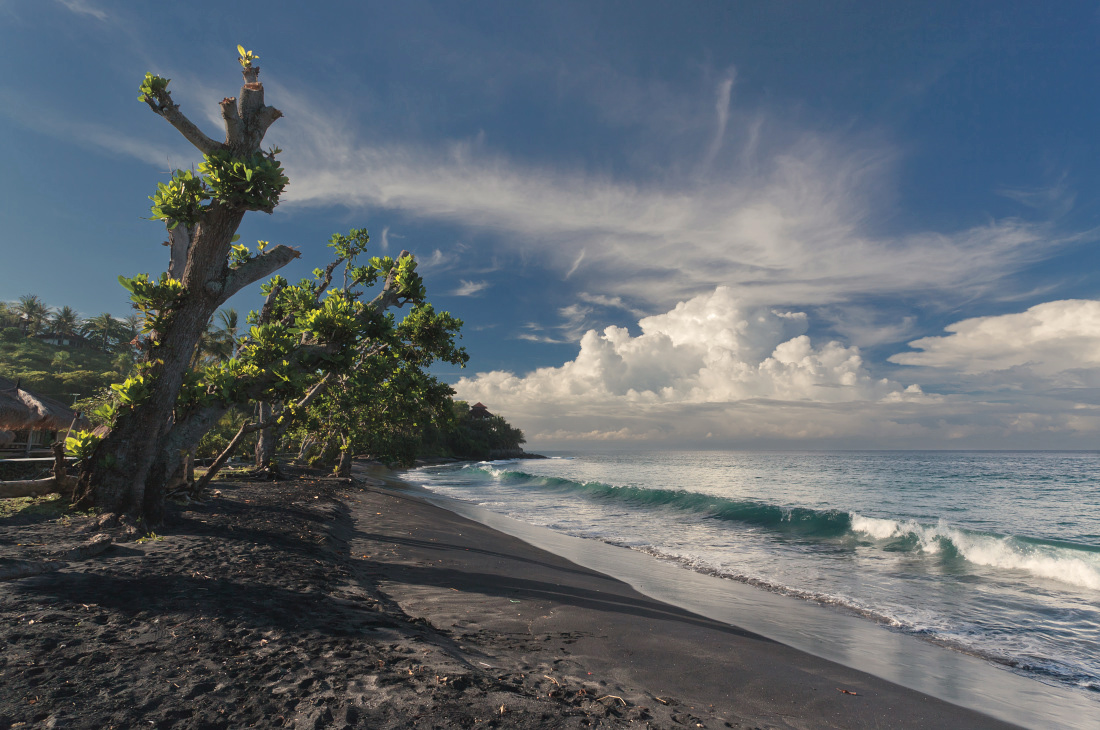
[0,468,1016,728]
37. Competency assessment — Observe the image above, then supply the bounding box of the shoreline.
[394,463,1099,730]
[362,465,1026,728]
[0,464,1068,728]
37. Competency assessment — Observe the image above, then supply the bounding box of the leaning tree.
[87,48,304,521]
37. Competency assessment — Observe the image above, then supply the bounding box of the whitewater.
[405,450,1100,699]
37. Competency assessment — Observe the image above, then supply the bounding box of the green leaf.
[237,44,246,56]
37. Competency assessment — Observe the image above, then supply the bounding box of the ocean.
[403,450,1100,708]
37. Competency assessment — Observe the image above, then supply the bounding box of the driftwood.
[0,559,66,581]
[0,443,76,500]
[58,533,113,561]
[0,478,62,499]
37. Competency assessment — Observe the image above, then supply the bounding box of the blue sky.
[3,1,1100,448]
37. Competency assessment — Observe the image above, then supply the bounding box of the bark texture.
[254,401,275,468]
[91,66,289,524]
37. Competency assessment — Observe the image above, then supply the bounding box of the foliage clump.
[420,401,527,461]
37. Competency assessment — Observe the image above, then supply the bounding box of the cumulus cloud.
[454,287,950,444]
[458,290,1100,447]
[890,299,1100,381]
[458,287,904,405]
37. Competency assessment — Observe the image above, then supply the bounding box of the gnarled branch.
[193,371,336,492]
[367,250,412,314]
[219,245,301,305]
[142,94,224,156]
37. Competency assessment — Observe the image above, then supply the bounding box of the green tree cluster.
[12,50,527,524]
[0,295,141,352]
[0,330,132,404]
[420,401,527,461]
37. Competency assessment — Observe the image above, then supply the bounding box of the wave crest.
[849,514,1100,591]
[465,465,1100,591]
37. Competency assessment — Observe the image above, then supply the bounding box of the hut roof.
[0,376,87,432]
[469,402,492,419]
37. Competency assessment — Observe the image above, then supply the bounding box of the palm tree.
[113,351,134,376]
[51,306,81,339]
[123,314,142,336]
[51,351,72,373]
[214,308,240,359]
[81,313,119,352]
[116,314,143,352]
[15,294,51,336]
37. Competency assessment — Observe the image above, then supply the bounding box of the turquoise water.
[405,450,1100,696]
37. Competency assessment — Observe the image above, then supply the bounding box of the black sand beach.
[0,466,1017,729]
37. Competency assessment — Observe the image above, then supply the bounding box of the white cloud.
[701,71,735,171]
[266,82,1071,317]
[577,292,646,317]
[997,177,1075,218]
[458,290,1100,447]
[452,279,489,297]
[55,0,106,20]
[20,71,1077,337]
[0,88,181,167]
[890,299,1100,379]
[455,287,945,444]
[565,249,585,279]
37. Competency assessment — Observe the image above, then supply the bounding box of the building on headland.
[469,402,492,420]
[33,332,92,349]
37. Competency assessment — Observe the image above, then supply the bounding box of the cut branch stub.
[220,97,242,147]
[237,66,265,133]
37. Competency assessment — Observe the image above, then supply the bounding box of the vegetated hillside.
[0,331,126,404]
[420,400,529,461]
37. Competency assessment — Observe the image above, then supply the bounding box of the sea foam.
[851,513,1100,591]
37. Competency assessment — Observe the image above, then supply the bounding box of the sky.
[3,1,1100,449]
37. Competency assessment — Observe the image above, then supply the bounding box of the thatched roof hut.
[0,376,87,432]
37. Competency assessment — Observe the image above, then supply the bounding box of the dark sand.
[0,465,1017,729]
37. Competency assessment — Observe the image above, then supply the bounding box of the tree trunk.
[296,433,316,462]
[336,431,352,477]
[254,401,275,468]
[194,420,256,494]
[185,447,195,483]
[336,449,353,478]
[146,402,230,501]
[91,205,246,523]
[87,64,294,525]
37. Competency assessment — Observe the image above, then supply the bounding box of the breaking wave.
[466,464,1100,591]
